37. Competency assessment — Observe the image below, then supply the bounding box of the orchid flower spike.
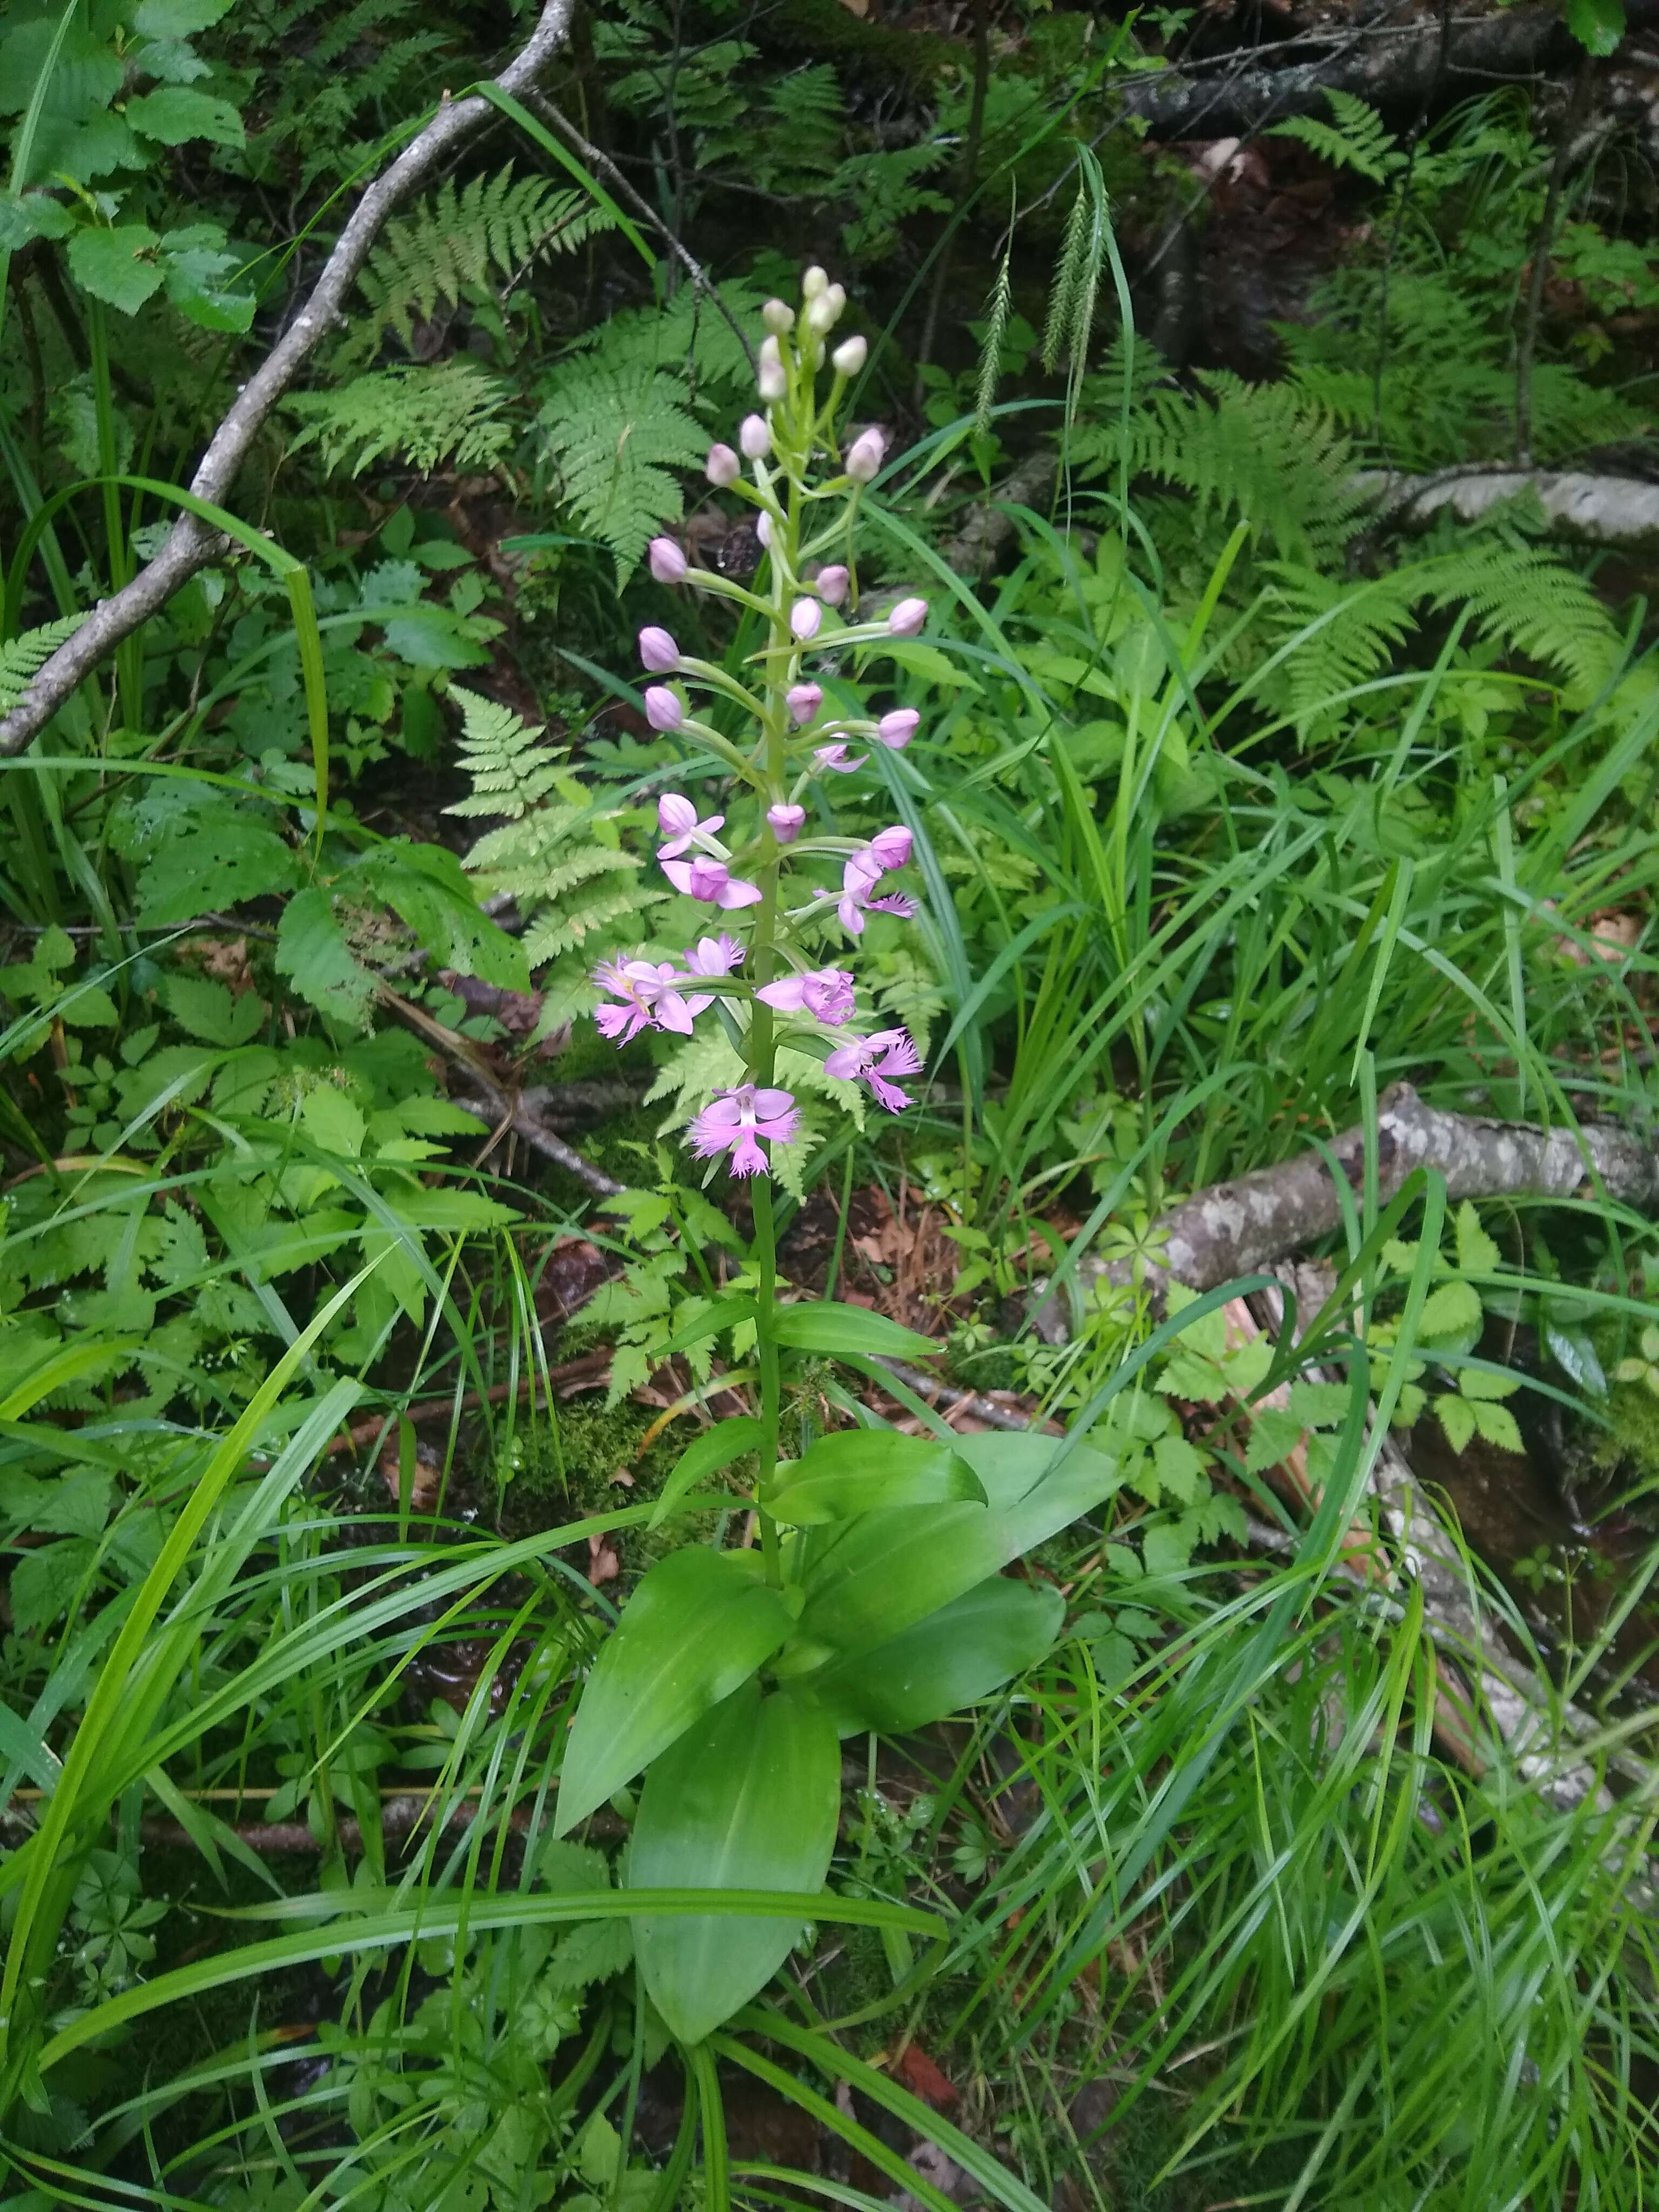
[690,1084,799,1177]
[825,1028,923,1111]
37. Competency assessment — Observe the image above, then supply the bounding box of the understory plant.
[551,270,1129,2044]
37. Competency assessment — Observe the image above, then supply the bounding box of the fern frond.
[565,278,768,398]
[1271,90,1403,182]
[443,686,569,819]
[0,617,84,713]
[285,360,512,477]
[358,166,612,352]
[534,364,705,579]
[1412,537,1623,694]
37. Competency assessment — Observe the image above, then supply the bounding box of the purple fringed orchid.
[592,957,715,1043]
[755,967,855,1026]
[814,742,866,774]
[824,1027,923,1111]
[689,1084,800,1177]
[662,854,764,908]
[837,825,916,934]
[657,793,725,858]
[682,933,746,981]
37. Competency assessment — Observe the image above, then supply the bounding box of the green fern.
[0,617,83,713]
[564,277,770,399]
[534,363,706,579]
[443,686,657,1022]
[356,166,612,354]
[1270,91,1405,183]
[286,359,512,477]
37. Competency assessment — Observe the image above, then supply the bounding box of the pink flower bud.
[659,793,698,839]
[758,336,786,401]
[639,625,680,673]
[790,598,822,642]
[648,536,687,585]
[739,414,771,460]
[878,708,919,750]
[767,802,806,843]
[787,682,822,725]
[869,824,913,871]
[887,597,927,637]
[706,443,741,487]
[815,564,849,605]
[756,512,772,549]
[802,265,828,299]
[845,427,885,483]
[763,298,795,335]
[644,685,684,733]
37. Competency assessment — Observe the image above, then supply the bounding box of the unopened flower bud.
[815,564,849,606]
[762,298,795,335]
[706,443,741,487]
[739,413,771,460]
[878,707,919,749]
[790,597,822,642]
[887,597,927,637]
[787,682,822,725]
[845,427,885,483]
[870,824,913,871]
[648,536,687,585]
[756,512,772,549]
[832,334,867,377]
[644,685,684,733]
[802,265,828,299]
[758,357,786,401]
[639,625,680,673]
[807,283,846,335]
[767,802,806,843]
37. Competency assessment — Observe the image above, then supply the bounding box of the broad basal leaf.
[770,1428,985,1527]
[629,1679,839,2044]
[793,1575,1064,1736]
[554,1548,797,1835]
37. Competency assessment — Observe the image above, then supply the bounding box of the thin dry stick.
[1515,48,1596,465]
[0,0,579,756]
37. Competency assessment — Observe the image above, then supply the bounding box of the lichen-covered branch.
[1359,467,1659,550]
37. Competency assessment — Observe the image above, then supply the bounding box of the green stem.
[86,299,139,736]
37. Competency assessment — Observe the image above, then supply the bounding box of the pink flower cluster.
[587,289,936,1177]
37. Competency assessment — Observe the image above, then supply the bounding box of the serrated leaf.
[126,86,244,147]
[1243,1407,1304,1474]
[68,225,164,314]
[1418,1279,1483,1340]
[1566,0,1625,54]
[274,891,376,1030]
[1141,1521,1195,1579]
[1471,1399,1523,1453]
[1459,1364,1520,1402]
[1436,1394,1476,1455]
[1453,1201,1501,1282]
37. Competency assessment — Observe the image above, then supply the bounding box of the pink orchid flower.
[755,967,856,1027]
[592,957,713,1043]
[657,793,725,859]
[814,741,867,774]
[824,1027,923,1111]
[689,1084,799,1177]
[662,854,763,908]
[682,933,746,980]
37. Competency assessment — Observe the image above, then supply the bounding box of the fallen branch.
[1116,5,1583,142]
[1035,1081,1657,1337]
[1359,466,1659,550]
[876,1357,1063,1437]
[0,0,578,757]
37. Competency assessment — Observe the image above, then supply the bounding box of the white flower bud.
[762,298,795,335]
[739,414,771,460]
[807,282,847,335]
[802,265,828,299]
[832,334,867,377]
[705,443,740,487]
[758,358,786,401]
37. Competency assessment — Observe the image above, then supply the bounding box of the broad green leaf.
[554,1548,797,1835]
[161,224,254,332]
[125,86,244,147]
[781,1432,1120,1671]
[274,889,376,1029]
[771,1300,939,1360]
[67,224,163,314]
[629,1681,839,2042]
[134,0,235,30]
[770,1429,986,1527]
[649,1415,765,1529]
[793,1576,1064,1735]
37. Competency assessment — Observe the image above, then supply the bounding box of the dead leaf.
[896,2040,959,2109]
[587,1534,620,1586]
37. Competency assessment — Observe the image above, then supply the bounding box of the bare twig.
[876,1357,1063,1436]
[0,0,579,756]
[1515,49,1597,466]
